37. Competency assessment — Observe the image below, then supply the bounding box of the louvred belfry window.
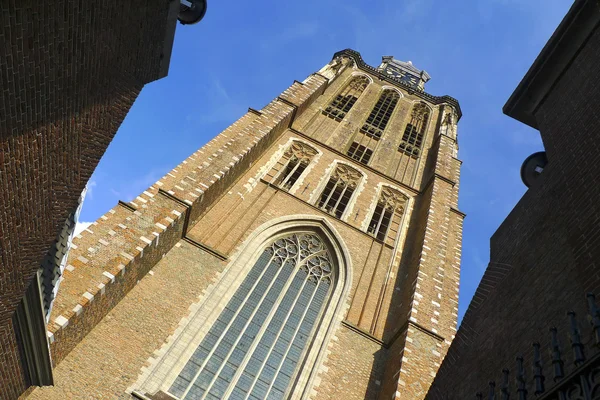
[398,102,429,157]
[322,76,369,122]
[317,164,362,219]
[360,89,400,139]
[168,232,335,400]
[367,187,407,245]
[267,142,318,191]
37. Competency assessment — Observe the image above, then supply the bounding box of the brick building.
[426,0,600,398]
[25,50,464,399]
[0,1,206,399]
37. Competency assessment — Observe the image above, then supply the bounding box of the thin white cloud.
[86,179,97,200]
[74,221,93,236]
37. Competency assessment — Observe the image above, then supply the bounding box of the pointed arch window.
[269,142,318,191]
[264,141,317,192]
[322,76,369,122]
[317,164,362,219]
[398,102,429,157]
[168,232,335,400]
[360,89,400,139]
[367,187,407,244]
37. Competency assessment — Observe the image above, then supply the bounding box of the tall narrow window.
[269,142,318,191]
[360,89,400,139]
[398,102,429,157]
[317,164,362,219]
[168,232,334,400]
[367,187,406,244]
[347,142,373,165]
[322,76,369,121]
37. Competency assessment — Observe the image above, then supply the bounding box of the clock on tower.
[378,56,430,90]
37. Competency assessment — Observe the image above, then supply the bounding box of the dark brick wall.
[0,0,176,397]
[426,23,600,399]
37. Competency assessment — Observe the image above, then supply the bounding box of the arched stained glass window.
[168,233,335,400]
[322,76,369,121]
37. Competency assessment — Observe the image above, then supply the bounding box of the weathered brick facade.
[426,1,600,398]
[1,1,182,398]
[26,50,464,399]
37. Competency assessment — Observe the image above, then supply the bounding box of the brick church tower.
[28,50,463,400]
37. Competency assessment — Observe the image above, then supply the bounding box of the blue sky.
[78,0,573,323]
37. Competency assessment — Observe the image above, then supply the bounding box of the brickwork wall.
[183,129,419,341]
[0,0,178,397]
[24,72,330,398]
[293,63,443,190]
[23,54,463,400]
[312,325,387,400]
[426,21,600,400]
[27,241,226,399]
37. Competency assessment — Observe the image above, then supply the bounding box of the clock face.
[385,66,419,87]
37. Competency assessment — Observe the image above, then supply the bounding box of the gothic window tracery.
[360,89,400,139]
[322,76,369,122]
[271,142,318,191]
[367,187,407,244]
[168,232,335,400]
[398,102,430,157]
[317,164,363,219]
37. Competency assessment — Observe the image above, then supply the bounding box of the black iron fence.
[475,293,600,399]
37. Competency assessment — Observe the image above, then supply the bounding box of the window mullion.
[331,185,348,216]
[241,272,312,400]
[183,251,283,400]
[273,157,292,186]
[177,250,278,398]
[221,249,310,399]
[321,180,338,210]
[281,160,301,189]
[374,203,387,238]
[265,276,321,399]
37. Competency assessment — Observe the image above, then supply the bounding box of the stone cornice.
[332,49,463,120]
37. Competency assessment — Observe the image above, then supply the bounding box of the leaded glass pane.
[169,233,334,400]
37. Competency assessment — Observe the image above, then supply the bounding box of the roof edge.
[333,49,462,120]
[503,0,600,129]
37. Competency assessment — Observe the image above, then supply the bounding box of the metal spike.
[568,311,585,365]
[516,356,527,400]
[501,369,510,400]
[533,343,545,394]
[587,293,600,346]
[550,327,564,381]
[488,381,496,400]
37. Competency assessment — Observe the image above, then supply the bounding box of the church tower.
[27,50,463,400]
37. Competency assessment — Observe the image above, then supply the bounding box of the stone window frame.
[361,183,412,246]
[321,74,371,122]
[398,101,433,158]
[359,87,402,140]
[129,216,352,400]
[346,86,403,164]
[259,138,322,196]
[363,185,409,246]
[309,161,366,222]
